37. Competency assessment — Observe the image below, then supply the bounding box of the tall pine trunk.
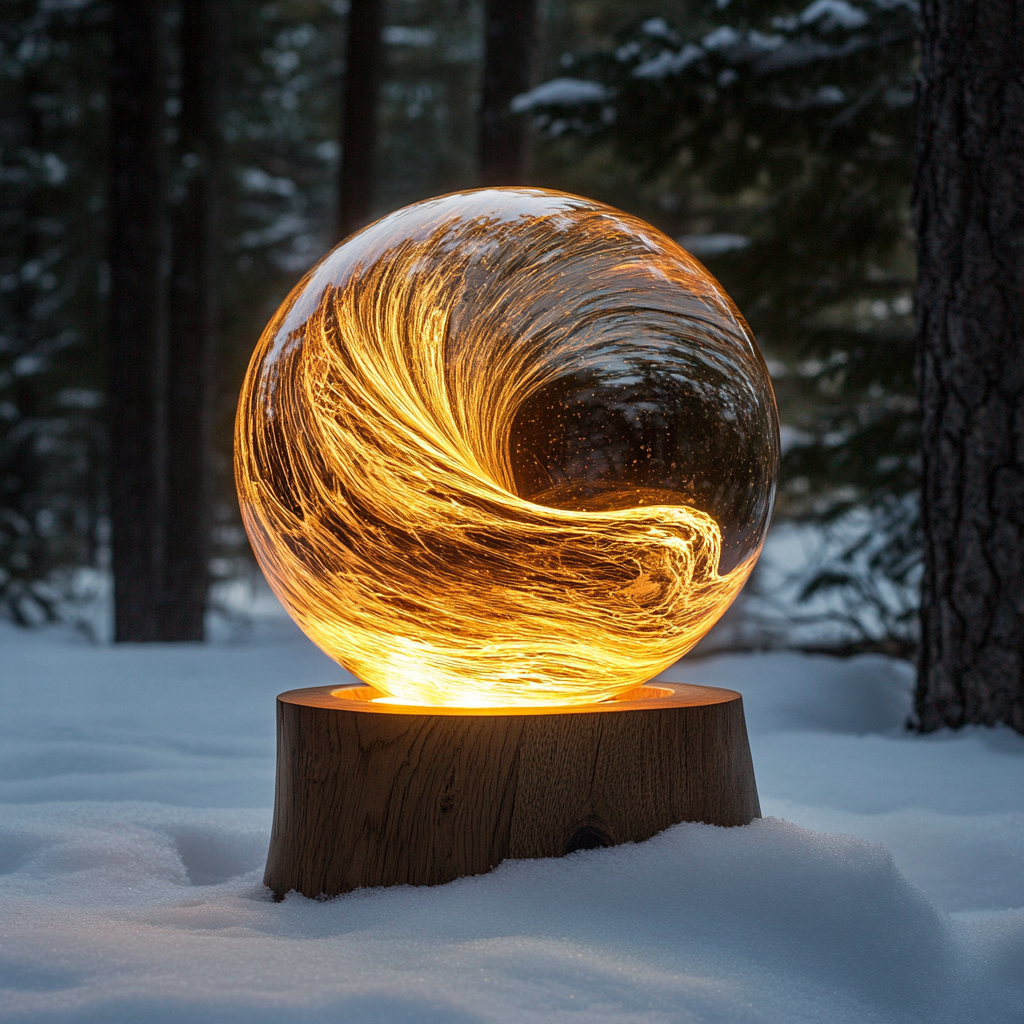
[108,0,168,642]
[162,0,226,640]
[479,0,538,185]
[914,0,1024,732]
[337,0,384,241]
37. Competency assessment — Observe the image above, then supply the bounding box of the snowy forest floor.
[2,610,1023,1023]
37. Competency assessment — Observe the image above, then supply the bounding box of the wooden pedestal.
[264,681,760,899]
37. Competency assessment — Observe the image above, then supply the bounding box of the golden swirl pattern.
[236,188,778,707]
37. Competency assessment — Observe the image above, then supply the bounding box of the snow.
[633,45,704,80]
[702,26,741,51]
[799,0,870,30]
[381,26,437,48]
[640,17,676,40]
[677,233,751,257]
[746,30,785,51]
[2,610,1024,1022]
[509,79,608,113]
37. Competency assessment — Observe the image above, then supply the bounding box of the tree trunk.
[914,0,1024,732]
[162,0,226,641]
[479,0,538,186]
[108,0,168,642]
[264,681,759,898]
[337,0,384,241]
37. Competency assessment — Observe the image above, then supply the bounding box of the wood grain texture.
[265,682,760,898]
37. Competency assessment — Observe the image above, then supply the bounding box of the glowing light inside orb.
[235,188,779,707]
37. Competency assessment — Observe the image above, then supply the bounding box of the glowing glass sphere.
[235,188,779,707]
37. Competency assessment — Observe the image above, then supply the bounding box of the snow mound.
[1,618,1023,1021]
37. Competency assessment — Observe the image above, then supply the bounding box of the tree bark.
[914,0,1024,732]
[337,0,384,241]
[479,0,538,186]
[162,0,226,641]
[264,682,759,898]
[108,0,168,642]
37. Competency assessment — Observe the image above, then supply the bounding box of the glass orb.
[235,188,779,707]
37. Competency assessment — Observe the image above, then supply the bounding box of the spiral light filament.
[236,188,779,707]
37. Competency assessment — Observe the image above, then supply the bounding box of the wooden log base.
[265,681,760,899]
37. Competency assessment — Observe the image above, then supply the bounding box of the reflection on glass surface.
[235,188,779,707]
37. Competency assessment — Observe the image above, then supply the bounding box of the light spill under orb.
[235,188,779,707]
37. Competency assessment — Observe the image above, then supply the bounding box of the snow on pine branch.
[510,78,609,113]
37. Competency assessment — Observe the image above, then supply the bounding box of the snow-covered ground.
[2,610,1023,1023]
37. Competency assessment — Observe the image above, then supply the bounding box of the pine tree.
[107,0,170,642]
[525,0,919,654]
[479,0,539,184]
[0,0,108,625]
[338,0,384,239]
[163,0,227,640]
[914,0,1024,732]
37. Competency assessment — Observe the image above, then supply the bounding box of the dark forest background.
[0,0,944,663]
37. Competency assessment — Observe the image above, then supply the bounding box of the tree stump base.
[264,681,760,899]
